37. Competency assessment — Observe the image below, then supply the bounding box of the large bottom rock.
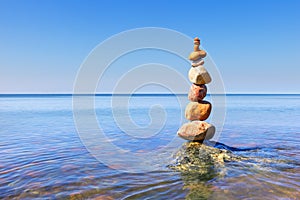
[169,141,280,176]
[168,142,244,174]
[177,121,215,141]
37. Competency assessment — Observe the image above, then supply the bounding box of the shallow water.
[0,94,299,199]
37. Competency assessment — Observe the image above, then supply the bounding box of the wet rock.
[168,142,241,173]
[188,84,207,102]
[188,66,212,85]
[185,101,212,121]
[177,121,215,141]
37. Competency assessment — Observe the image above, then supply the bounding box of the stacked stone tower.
[177,37,215,141]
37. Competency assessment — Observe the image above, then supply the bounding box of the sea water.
[0,94,299,199]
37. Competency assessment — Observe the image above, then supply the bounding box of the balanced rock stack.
[177,37,215,141]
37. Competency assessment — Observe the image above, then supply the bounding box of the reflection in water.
[168,141,235,199]
[183,181,214,200]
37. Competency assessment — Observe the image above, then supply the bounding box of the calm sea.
[0,94,299,199]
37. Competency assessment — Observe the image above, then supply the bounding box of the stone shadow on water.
[208,140,261,152]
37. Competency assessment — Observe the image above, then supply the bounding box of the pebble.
[188,66,212,84]
[191,58,205,67]
[177,121,215,141]
[189,37,207,61]
[188,84,207,102]
[189,50,207,61]
[185,101,212,121]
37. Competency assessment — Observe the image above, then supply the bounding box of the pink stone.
[188,84,207,102]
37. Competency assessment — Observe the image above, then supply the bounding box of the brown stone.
[177,121,215,141]
[189,50,207,61]
[193,37,200,46]
[185,101,212,121]
[188,37,207,61]
[188,66,212,84]
[188,84,207,102]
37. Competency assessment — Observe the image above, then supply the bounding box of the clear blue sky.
[0,0,299,94]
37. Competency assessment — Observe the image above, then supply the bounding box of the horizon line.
[1,93,300,96]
